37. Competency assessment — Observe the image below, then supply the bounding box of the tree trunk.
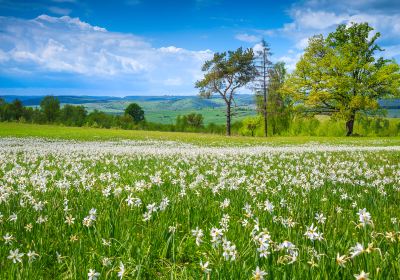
[263,50,268,137]
[263,91,267,137]
[346,114,355,136]
[226,103,231,136]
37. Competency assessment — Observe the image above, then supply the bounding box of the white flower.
[102,257,112,267]
[314,213,326,224]
[349,243,364,258]
[263,200,274,213]
[118,261,125,279]
[8,249,24,263]
[335,253,347,267]
[222,239,237,261]
[357,208,372,226]
[220,198,230,209]
[354,270,369,280]
[168,226,176,233]
[27,250,39,262]
[89,208,97,220]
[159,197,169,211]
[252,266,267,280]
[56,251,64,263]
[200,260,211,273]
[65,215,75,225]
[210,227,223,247]
[125,195,134,206]
[3,233,14,245]
[102,239,111,246]
[191,227,204,246]
[8,213,17,222]
[304,223,323,241]
[88,269,100,280]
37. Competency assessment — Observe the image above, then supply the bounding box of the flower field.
[1,137,400,279]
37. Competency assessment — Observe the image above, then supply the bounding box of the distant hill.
[0,94,257,125]
[2,94,399,123]
[0,95,121,106]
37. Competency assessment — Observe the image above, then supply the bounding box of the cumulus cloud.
[0,15,212,94]
[262,0,400,72]
[235,33,260,43]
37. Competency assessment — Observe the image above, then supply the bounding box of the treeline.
[239,115,400,137]
[1,96,400,136]
[0,96,231,133]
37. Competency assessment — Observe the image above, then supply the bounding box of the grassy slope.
[1,122,400,146]
[82,98,255,125]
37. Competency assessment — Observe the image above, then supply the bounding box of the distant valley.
[0,95,257,125]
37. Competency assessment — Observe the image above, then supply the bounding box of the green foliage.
[86,110,114,128]
[196,47,257,135]
[59,104,87,126]
[124,103,145,123]
[285,22,400,135]
[40,95,60,122]
[176,113,204,131]
[256,62,293,135]
[240,116,262,136]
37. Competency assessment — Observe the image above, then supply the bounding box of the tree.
[125,103,144,123]
[285,22,400,136]
[59,104,87,126]
[40,96,60,123]
[176,113,204,131]
[186,113,204,128]
[265,62,292,135]
[253,39,273,137]
[196,47,257,136]
[0,98,5,121]
[241,116,262,136]
[4,99,24,121]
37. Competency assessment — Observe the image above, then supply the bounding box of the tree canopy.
[284,22,400,135]
[125,103,145,123]
[195,47,257,135]
[40,96,60,123]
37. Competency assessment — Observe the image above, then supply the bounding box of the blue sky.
[0,0,399,96]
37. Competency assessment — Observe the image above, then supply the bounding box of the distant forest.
[1,94,400,137]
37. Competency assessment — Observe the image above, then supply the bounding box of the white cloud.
[0,15,213,94]
[235,33,259,43]
[261,0,400,70]
[277,53,303,72]
[47,6,72,15]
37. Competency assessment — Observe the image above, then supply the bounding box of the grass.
[1,122,400,146]
[64,97,255,125]
[0,138,399,279]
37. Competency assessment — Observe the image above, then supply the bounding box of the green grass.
[1,122,400,146]
[1,138,399,279]
[83,101,255,125]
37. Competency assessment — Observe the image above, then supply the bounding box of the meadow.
[1,125,400,279]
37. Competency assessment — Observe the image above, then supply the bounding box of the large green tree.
[196,47,257,136]
[40,96,60,123]
[285,22,400,136]
[125,103,144,123]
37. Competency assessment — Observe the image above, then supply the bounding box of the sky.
[0,0,399,96]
